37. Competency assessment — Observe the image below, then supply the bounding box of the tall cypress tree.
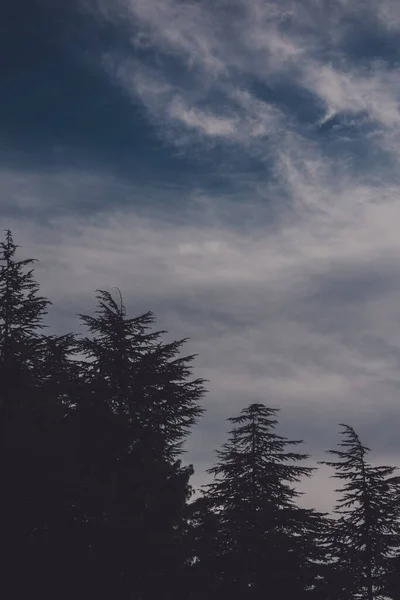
[321,424,400,600]
[198,403,324,600]
[74,289,205,599]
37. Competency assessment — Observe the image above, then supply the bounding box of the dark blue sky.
[1,4,179,173]
[3,1,399,201]
[1,1,278,205]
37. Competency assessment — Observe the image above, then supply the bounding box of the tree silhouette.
[0,230,59,597]
[321,424,400,600]
[0,229,49,394]
[0,235,207,600]
[198,403,325,599]
[73,289,206,599]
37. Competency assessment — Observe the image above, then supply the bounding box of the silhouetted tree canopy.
[321,424,400,600]
[196,403,327,599]
[1,231,400,600]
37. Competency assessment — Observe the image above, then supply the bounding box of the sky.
[4,0,400,512]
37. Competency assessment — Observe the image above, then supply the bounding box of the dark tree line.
[2,230,400,599]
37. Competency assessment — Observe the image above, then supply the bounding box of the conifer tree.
[198,403,324,600]
[74,289,205,599]
[0,231,61,597]
[321,424,400,600]
[0,229,49,400]
[0,234,210,600]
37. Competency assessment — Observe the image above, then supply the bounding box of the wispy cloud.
[0,206,384,510]
[5,155,400,514]
[95,0,400,187]
[305,62,400,127]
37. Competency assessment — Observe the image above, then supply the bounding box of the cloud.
[92,0,400,190]
[97,0,309,151]
[6,0,400,512]
[304,62,400,128]
[4,154,400,510]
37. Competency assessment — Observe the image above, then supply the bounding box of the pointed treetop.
[206,402,313,506]
[320,423,371,480]
[0,229,50,339]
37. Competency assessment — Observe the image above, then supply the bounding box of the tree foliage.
[196,403,326,599]
[321,424,400,600]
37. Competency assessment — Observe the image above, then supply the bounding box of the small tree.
[321,424,400,600]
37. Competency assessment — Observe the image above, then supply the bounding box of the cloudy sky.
[4,0,400,512]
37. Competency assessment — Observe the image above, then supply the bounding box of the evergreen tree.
[198,403,324,600]
[321,424,400,600]
[30,332,90,600]
[0,229,49,400]
[0,231,61,598]
[73,289,205,599]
